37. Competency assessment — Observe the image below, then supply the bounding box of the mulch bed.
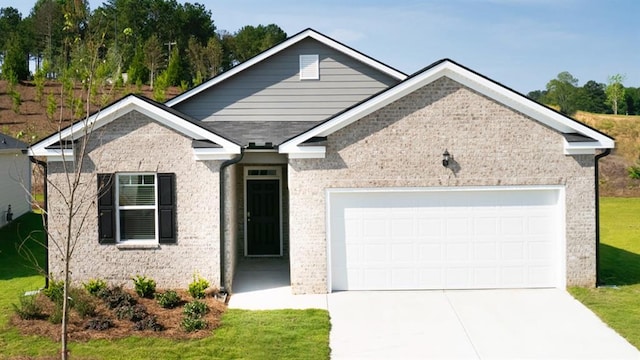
[10,289,227,342]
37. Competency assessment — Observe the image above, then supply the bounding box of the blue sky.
[3,0,639,93]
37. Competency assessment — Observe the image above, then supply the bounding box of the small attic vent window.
[299,54,319,80]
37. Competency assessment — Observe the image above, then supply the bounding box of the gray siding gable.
[174,38,401,123]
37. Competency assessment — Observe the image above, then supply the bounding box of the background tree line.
[527,71,637,116]
[0,0,287,98]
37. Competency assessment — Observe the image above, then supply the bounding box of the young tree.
[29,12,114,360]
[144,34,163,89]
[605,74,626,115]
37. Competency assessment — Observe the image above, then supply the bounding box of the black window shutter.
[157,173,176,244]
[97,173,115,244]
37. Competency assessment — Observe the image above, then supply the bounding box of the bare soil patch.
[10,289,226,342]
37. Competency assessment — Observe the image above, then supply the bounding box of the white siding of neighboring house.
[0,150,31,227]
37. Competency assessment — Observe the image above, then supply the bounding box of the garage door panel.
[330,188,563,291]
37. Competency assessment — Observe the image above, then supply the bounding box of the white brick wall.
[47,111,223,289]
[289,77,596,294]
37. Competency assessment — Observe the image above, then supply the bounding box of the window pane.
[120,209,155,240]
[119,175,155,206]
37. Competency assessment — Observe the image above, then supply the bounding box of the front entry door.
[246,179,281,256]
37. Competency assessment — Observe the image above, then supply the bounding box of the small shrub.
[183,300,208,319]
[85,317,114,331]
[83,278,107,296]
[156,290,181,309]
[115,304,148,322]
[134,315,164,331]
[71,290,97,318]
[132,275,156,298]
[49,307,63,324]
[12,294,45,320]
[181,317,207,332]
[43,279,65,305]
[188,274,210,299]
[99,286,136,309]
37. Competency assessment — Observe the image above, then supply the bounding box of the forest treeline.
[0,0,287,99]
[528,72,636,116]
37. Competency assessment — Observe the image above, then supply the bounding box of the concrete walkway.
[228,258,327,310]
[228,261,638,359]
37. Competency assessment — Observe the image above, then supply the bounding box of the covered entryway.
[328,187,565,291]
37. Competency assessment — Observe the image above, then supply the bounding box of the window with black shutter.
[97,172,176,245]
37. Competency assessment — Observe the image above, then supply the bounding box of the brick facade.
[288,77,596,294]
[47,111,223,289]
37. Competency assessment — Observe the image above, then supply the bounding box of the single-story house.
[29,28,614,294]
[0,133,30,228]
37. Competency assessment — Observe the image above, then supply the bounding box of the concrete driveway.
[328,289,639,360]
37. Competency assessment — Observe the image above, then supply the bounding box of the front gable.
[171,37,403,124]
[29,95,241,161]
[279,59,615,158]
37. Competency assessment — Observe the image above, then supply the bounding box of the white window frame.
[115,173,159,245]
[299,54,319,80]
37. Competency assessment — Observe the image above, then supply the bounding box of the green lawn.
[0,213,330,359]
[569,197,640,350]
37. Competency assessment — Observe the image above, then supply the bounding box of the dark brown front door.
[246,179,280,256]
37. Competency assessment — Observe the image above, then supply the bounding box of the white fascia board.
[563,140,604,155]
[166,29,407,107]
[29,96,241,160]
[282,146,326,159]
[27,148,74,161]
[193,148,238,161]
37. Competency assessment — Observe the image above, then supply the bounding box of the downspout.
[594,148,611,287]
[29,156,49,289]
[219,148,245,293]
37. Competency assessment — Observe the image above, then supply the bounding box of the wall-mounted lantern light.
[442,150,451,167]
[6,204,13,222]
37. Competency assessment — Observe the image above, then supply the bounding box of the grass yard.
[0,213,330,359]
[569,197,640,350]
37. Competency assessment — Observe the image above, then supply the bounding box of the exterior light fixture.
[442,150,451,167]
[6,204,13,222]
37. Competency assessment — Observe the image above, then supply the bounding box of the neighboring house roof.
[0,133,27,153]
[28,94,242,161]
[165,28,408,108]
[279,59,615,158]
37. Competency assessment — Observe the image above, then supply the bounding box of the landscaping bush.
[183,300,208,318]
[188,274,210,299]
[12,294,46,320]
[181,316,207,332]
[49,307,62,324]
[85,317,114,331]
[181,299,209,332]
[134,315,164,331]
[83,278,107,296]
[115,304,148,322]
[43,279,65,305]
[156,290,181,309]
[98,286,136,309]
[72,289,97,318]
[132,275,156,299]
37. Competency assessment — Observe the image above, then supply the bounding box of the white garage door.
[329,187,564,291]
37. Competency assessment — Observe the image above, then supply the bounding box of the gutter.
[594,148,611,287]
[219,149,245,293]
[29,156,49,289]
